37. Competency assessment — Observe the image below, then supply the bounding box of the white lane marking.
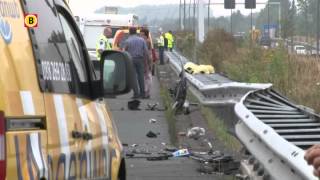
[30,132,48,179]
[76,98,92,178]
[20,91,35,115]
[95,103,110,177]
[53,95,70,179]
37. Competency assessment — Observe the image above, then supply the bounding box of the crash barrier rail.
[165,50,317,180]
[165,51,272,105]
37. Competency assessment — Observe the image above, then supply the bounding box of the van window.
[296,46,305,50]
[22,0,91,97]
[22,0,74,93]
[59,13,88,82]
[83,26,119,50]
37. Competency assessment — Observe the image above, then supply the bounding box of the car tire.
[118,159,126,180]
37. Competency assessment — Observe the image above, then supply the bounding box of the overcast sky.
[69,0,270,17]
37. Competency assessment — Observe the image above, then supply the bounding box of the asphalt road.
[106,76,233,180]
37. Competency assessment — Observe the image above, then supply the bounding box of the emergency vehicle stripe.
[30,133,46,178]
[20,91,48,178]
[20,91,35,115]
[76,98,92,178]
[95,103,108,145]
[94,103,109,177]
[53,95,70,179]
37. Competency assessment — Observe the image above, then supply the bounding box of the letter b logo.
[24,14,38,28]
[29,17,34,24]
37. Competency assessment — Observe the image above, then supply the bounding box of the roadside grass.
[176,29,320,113]
[224,48,320,112]
[159,84,178,145]
[200,106,242,151]
[187,91,241,151]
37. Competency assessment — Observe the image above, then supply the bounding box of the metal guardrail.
[166,51,272,105]
[165,50,317,180]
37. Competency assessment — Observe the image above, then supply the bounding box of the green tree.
[280,0,292,38]
[297,0,311,41]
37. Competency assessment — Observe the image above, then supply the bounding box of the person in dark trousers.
[157,32,165,65]
[140,28,152,99]
[163,33,168,51]
[124,27,150,99]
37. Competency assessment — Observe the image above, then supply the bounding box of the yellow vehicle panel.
[0,0,124,179]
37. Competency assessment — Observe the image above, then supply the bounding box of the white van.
[294,45,307,55]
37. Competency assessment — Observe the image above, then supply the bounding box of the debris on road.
[124,142,239,175]
[146,131,158,138]
[149,118,157,123]
[192,153,240,175]
[131,148,151,155]
[187,127,206,140]
[164,146,178,152]
[147,155,170,161]
[146,102,167,111]
[178,131,187,136]
[172,149,190,157]
[128,100,141,110]
[146,103,159,110]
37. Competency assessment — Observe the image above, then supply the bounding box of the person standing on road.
[96,27,113,60]
[165,30,174,52]
[124,27,150,99]
[157,32,165,65]
[140,28,153,99]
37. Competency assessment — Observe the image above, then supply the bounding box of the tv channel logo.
[24,14,38,28]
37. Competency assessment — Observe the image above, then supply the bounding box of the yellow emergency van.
[0,0,133,179]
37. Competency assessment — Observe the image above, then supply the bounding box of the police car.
[0,0,133,179]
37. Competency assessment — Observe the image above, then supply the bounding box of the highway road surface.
[107,75,233,180]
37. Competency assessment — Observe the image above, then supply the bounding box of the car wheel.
[118,159,126,180]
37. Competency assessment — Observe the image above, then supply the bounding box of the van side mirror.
[100,50,134,96]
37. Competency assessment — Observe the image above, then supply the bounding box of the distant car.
[294,45,307,55]
[310,48,320,56]
[259,36,271,47]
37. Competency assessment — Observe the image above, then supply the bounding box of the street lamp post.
[317,0,319,58]
[207,0,210,33]
[267,2,270,38]
[179,0,181,30]
[230,9,233,34]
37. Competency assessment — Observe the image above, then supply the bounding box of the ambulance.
[0,0,133,179]
[74,13,139,60]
